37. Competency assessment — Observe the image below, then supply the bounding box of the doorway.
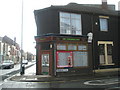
[98,41,114,65]
[41,53,49,75]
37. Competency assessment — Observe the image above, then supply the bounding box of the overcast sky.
[0,0,119,54]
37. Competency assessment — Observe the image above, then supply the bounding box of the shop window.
[57,44,66,50]
[57,51,72,67]
[78,45,87,50]
[68,44,77,50]
[73,51,88,67]
[60,12,82,35]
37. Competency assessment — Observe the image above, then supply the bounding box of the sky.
[0,0,119,55]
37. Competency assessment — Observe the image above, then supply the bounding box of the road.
[1,63,120,89]
[0,61,36,89]
[1,61,35,76]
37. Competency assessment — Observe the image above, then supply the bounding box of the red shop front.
[35,34,93,76]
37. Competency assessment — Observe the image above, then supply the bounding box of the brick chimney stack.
[102,0,108,9]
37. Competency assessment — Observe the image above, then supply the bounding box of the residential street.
[0,61,36,89]
[1,63,119,89]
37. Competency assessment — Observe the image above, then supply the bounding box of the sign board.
[62,38,80,41]
[87,32,93,43]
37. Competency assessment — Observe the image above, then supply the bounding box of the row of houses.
[0,36,35,64]
[34,0,119,76]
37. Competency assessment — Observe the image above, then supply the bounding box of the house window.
[99,18,108,31]
[60,12,82,35]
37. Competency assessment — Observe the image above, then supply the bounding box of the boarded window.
[57,52,72,67]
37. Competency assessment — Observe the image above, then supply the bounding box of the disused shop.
[35,34,93,76]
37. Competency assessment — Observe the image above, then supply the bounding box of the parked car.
[22,60,28,64]
[1,60,14,69]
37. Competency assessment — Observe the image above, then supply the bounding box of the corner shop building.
[35,34,93,76]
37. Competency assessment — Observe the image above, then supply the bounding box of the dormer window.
[60,12,82,35]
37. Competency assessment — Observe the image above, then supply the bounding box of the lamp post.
[20,0,24,75]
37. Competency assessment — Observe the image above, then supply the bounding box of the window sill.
[100,63,115,65]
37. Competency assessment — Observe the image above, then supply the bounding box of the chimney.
[101,0,108,9]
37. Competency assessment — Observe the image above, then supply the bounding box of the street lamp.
[20,0,24,75]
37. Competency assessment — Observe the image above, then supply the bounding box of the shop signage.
[40,38,45,40]
[56,69,68,72]
[62,38,80,41]
[39,37,53,41]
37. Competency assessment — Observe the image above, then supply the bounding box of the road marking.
[84,79,120,86]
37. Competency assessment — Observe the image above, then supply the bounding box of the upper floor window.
[99,16,109,31]
[60,12,82,35]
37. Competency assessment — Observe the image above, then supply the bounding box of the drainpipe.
[91,14,95,76]
[54,43,57,76]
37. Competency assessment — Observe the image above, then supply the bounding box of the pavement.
[5,68,120,83]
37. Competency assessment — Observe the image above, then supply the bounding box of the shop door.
[41,53,49,75]
[98,41,113,65]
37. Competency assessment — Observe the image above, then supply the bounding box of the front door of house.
[41,53,49,75]
[98,41,114,65]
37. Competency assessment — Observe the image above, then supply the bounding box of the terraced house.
[34,1,118,76]
[0,36,21,64]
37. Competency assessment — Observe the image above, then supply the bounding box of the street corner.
[5,75,55,82]
[6,75,38,82]
[4,75,20,82]
[4,74,75,83]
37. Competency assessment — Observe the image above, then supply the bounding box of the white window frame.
[99,16,109,32]
[98,41,114,65]
[60,12,82,35]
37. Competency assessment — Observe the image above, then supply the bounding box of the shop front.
[35,35,93,76]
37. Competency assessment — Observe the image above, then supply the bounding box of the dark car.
[1,60,14,69]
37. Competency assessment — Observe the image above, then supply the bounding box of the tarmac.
[6,68,119,83]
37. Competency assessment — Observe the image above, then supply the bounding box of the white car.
[22,60,28,64]
[1,60,14,69]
